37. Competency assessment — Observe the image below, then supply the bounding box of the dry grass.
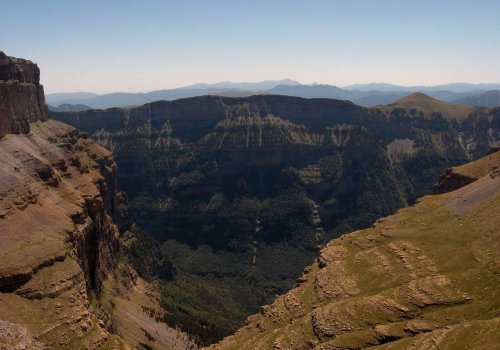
[453,149,500,178]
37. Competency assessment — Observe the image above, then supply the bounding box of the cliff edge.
[0,51,49,137]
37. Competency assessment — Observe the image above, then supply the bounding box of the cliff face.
[207,152,500,350]
[0,119,123,348]
[0,53,194,350]
[0,51,49,137]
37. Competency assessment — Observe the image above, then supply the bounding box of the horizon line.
[44,80,500,95]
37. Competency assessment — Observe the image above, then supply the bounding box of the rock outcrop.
[434,149,500,193]
[207,152,500,350]
[432,168,476,194]
[0,51,48,137]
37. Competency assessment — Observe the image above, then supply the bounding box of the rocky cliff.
[0,53,194,349]
[207,151,500,350]
[0,51,49,137]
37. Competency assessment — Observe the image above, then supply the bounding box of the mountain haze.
[180,79,300,90]
[45,91,100,103]
[45,82,499,109]
[453,90,500,107]
[344,82,500,93]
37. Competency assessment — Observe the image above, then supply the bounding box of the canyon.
[1,50,499,349]
[52,91,499,344]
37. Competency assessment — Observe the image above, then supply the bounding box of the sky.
[1,0,500,93]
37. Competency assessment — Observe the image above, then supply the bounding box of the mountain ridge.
[45,82,499,109]
[453,90,500,108]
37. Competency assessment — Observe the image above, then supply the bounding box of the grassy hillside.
[208,152,500,350]
[453,149,500,178]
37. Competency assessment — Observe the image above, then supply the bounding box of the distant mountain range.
[452,90,500,108]
[47,87,273,110]
[47,103,92,112]
[46,80,500,110]
[179,79,300,90]
[344,82,500,93]
[45,91,100,102]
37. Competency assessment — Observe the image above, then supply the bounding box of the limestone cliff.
[0,51,49,137]
[0,54,195,349]
[207,151,500,350]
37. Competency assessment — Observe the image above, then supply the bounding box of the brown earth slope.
[0,53,195,349]
[377,92,475,120]
[207,152,500,350]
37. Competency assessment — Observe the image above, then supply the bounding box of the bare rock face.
[0,119,124,348]
[0,51,49,138]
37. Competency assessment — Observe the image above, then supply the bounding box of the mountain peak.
[380,92,474,120]
[396,92,436,102]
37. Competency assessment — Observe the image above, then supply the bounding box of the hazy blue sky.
[1,0,499,93]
